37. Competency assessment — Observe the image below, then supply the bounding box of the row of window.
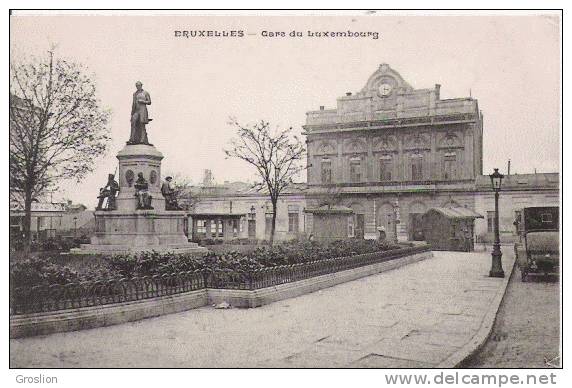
[195,211,301,238]
[319,153,458,183]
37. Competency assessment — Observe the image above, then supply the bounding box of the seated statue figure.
[134,172,153,210]
[161,176,181,210]
[96,174,120,211]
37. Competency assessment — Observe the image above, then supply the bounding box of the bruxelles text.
[173,30,379,40]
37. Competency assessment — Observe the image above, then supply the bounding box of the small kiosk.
[422,207,483,251]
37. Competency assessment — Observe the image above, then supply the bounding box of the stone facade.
[303,64,558,242]
[304,64,484,241]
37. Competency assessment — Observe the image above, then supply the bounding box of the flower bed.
[10,239,415,315]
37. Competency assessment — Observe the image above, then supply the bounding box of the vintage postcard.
[7,7,563,386]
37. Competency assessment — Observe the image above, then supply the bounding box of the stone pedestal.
[71,144,207,255]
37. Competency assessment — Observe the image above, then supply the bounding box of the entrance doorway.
[248,220,256,238]
[408,213,425,241]
[355,214,365,239]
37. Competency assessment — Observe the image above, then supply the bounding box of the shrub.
[11,239,404,289]
[10,258,80,289]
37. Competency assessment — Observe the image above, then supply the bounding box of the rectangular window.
[487,211,495,233]
[232,219,239,237]
[411,154,423,181]
[379,156,392,181]
[288,212,299,233]
[348,215,355,238]
[217,219,223,237]
[443,152,456,180]
[208,220,216,237]
[321,159,332,184]
[197,220,206,234]
[350,158,361,183]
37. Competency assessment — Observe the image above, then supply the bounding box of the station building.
[303,64,559,243]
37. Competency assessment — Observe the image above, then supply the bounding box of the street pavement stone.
[10,250,514,368]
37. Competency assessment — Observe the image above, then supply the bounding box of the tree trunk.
[270,199,278,246]
[22,188,33,254]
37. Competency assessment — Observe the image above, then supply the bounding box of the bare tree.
[317,185,344,209]
[10,49,111,252]
[224,118,305,245]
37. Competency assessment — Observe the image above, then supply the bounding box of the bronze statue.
[128,81,152,145]
[134,172,153,210]
[161,176,181,210]
[96,174,120,211]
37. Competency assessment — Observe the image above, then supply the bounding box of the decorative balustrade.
[10,245,429,315]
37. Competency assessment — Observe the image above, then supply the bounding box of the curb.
[437,254,516,368]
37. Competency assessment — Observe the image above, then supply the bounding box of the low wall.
[10,289,208,339]
[10,248,432,339]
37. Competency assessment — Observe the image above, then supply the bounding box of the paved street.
[464,267,560,368]
[10,251,513,368]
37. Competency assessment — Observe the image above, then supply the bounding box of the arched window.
[379,154,392,181]
[411,152,423,181]
[349,157,362,183]
[443,152,457,180]
[321,158,332,184]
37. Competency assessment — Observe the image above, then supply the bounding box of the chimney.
[319,106,324,110]
[435,84,441,99]
[507,159,511,176]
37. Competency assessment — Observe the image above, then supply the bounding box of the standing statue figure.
[128,81,152,145]
[96,174,120,211]
[161,176,181,210]
[134,172,153,210]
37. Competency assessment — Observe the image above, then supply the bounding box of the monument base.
[70,210,207,255]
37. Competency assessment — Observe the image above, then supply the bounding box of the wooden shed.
[421,207,483,251]
[305,205,354,242]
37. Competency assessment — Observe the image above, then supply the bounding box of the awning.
[425,207,483,219]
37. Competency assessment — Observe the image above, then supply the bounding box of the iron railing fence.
[11,270,205,315]
[11,245,429,315]
[207,244,429,289]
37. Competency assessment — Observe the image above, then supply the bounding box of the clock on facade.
[378,83,393,97]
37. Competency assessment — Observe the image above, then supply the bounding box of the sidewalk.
[10,250,514,368]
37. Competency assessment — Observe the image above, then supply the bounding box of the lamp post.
[392,202,399,245]
[73,216,78,238]
[489,168,505,278]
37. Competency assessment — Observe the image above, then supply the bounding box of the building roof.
[475,172,559,191]
[190,212,246,218]
[304,205,354,214]
[425,207,483,219]
[10,201,66,215]
[304,64,479,132]
[193,181,307,198]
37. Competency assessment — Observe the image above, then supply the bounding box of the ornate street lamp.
[393,201,400,245]
[489,168,505,278]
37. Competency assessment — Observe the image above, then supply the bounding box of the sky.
[9,12,561,207]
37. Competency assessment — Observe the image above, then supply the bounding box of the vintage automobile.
[514,206,559,281]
